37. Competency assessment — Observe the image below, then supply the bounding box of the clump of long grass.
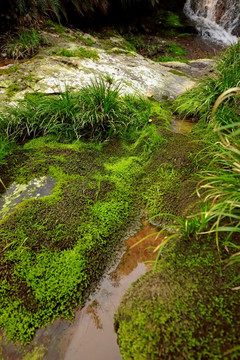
[6,30,47,59]
[142,88,240,281]
[174,42,240,126]
[0,77,150,143]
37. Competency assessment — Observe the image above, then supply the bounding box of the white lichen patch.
[0,30,215,105]
[0,176,56,220]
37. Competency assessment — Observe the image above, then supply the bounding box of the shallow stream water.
[171,117,196,134]
[0,220,163,360]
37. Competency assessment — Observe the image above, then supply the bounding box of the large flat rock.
[0,32,214,105]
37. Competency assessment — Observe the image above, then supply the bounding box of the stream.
[0,220,163,360]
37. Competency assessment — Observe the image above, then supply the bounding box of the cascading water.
[184,0,240,45]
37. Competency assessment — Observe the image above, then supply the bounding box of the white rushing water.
[184,0,240,45]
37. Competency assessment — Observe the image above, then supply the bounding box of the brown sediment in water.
[0,58,28,68]
[171,117,196,134]
[0,220,164,360]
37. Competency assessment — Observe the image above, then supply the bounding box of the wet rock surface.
[0,220,160,360]
[0,32,213,106]
[161,58,215,77]
[0,176,56,221]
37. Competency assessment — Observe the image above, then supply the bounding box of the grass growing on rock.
[174,41,240,126]
[6,31,47,60]
[53,47,99,60]
[0,78,150,143]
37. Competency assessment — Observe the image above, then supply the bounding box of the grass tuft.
[6,30,47,60]
[53,47,99,60]
[0,77,150,144]
[174,42,240,126]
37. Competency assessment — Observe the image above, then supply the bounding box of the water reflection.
[0,220,163,360]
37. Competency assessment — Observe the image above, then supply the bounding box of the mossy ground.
[0,99,205,347]
[115,236,240,359]
[114,110,240,359]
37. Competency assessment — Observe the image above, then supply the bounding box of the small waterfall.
[184,0,240,45]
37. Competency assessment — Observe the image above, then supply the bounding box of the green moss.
[53,47,99,60]
[155,56,188,63]
[0,132,148,344]
[46,20,67,35]
[122,34,144,51]
[168,69,190,78]
[122,38,137,52]
[6,83,22,97]
[0,64,19,76]
[115,237,240,359]
[163,11,183,28]
[108,48,135,56]
[167,42,187,57]
[22,345,46,360]
[74,34,95,46]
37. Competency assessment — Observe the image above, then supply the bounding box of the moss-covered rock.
[115,236,240,359]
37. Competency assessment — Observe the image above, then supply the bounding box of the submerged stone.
[0,176,56,220]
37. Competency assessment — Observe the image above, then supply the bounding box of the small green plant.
[6,30,47,60]
[74,34,94,46]
[166,42,186,57]
[6,83,22,97]
[155,56,188,63]
[164,11,183,28]
[123,34,144,50]
[46,20,67,34]
[53,47,99,60]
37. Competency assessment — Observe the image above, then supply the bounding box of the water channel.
[0,220,163,359]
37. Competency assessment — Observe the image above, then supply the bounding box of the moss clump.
[142,163,181,222]
[0,132,146,344]
[115,237,240,359]
[74,34,95,46]
[53,47,99,60]
[168,69,191,78]
[0,65,19,76]
[6,83,23,97]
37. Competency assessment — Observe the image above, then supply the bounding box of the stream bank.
[0,91,206,357]
[0,10,239,360]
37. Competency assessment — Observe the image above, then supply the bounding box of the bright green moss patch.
[74,34,95,46]
[115,237,240,359]
[6,83,23,97]
[0,94,208,346]
[0,137,145,344]
[53,47,99,60]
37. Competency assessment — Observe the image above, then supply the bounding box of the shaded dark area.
[0,0,186,28]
